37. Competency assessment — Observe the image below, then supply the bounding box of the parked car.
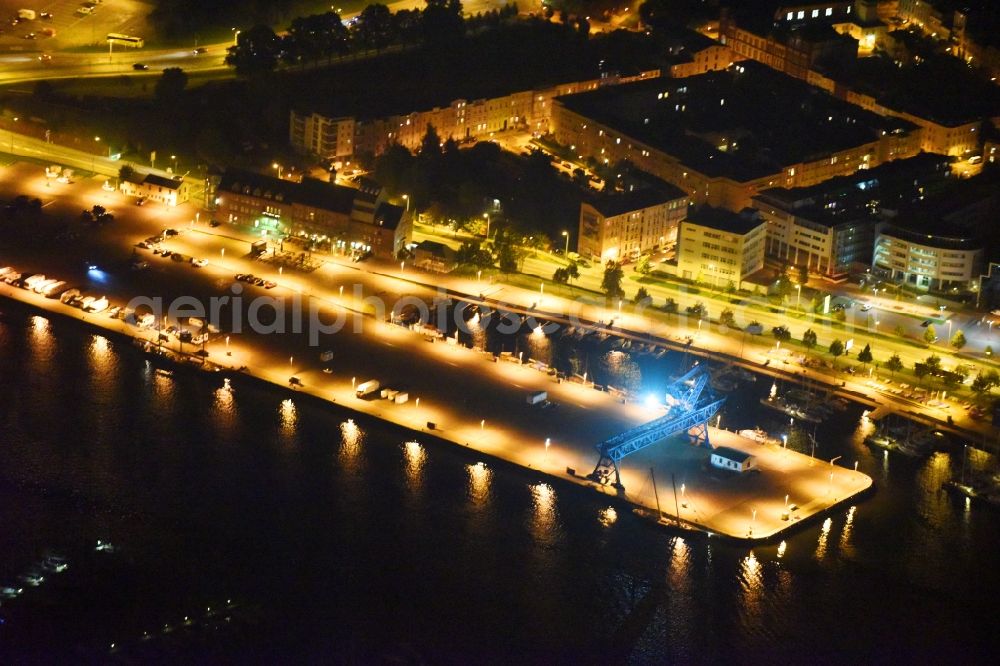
[132,63,148,70]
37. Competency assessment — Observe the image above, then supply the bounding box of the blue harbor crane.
[588,364,725,490]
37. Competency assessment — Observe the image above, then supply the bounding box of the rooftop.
[712,446,754,462]
[218,168,358,215]
[292,20,667,120]
[753,153,953,226]
[556,61,916,181]
[878,222,983,251]
[824,53,1000,126]
[685,206,764,235]
[586,182,688,217]
[374,202,405,231]
[124,169,185,190]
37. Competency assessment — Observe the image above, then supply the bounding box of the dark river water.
[0,302,998,663]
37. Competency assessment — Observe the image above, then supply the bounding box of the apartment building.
[577,184,690,263]
[290,70,660,161]
[552,62,921,212]
[215,169,410,259]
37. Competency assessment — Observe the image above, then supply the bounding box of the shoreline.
[0,274,873,543]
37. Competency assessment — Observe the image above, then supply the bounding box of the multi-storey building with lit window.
[215,169,410,259]
[290,70,660,161]
[552,61,921,212]
[578,184,690,263]
[751,153,953,279]
[872,224,983,291]
[678,207,767,287]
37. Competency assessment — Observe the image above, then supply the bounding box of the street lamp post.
[561,230,569,256]
[795,284,802,309]
[402,194,409,212]
[483,212,490,241]
[272,162,283,179]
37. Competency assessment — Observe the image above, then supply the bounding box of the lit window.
[812,9,819,18]
[825,7,833,16]
[786,11,793,20]
[797,11,804,19]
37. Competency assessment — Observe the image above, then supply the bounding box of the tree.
[456,240,491,268]
[971,372,994,399]
[354,3,395,51]
[685,302,707,319]
[225,25,282,75]
[720,308,736,328]
[422,0,465,46]
[636,255,652,276]
[924,324,937,345]
[154,67,188,101]
[601,261,625,302]
[857,343,873,367]
[286,12,349,64]
[802,328,818,351]
[663,297,678,314]
[885,353,903,376]
[495,238,518,274]
[565,261,579,285]
[924,354,942,373]
[794,263,809,285]
[419,124,442,160]
[772,325,791,342]
[914,362,929,385]
[552,267,569,284]
[894,324,906,339]
[951,329,967,352]
[118,164,136,183]
[634,287,651,305]
[829,339,845,367]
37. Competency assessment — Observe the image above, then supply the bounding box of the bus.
[107,33,144,48]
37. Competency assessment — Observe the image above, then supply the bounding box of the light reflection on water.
[466,461,492,506]
[738,550,764,622]
[339,418,363,470]
[212,378,237,434]
[839,505,857,554]
[279,399,297,444]
[815,517,833,560]
[28,315,55,365]
[598,506,617,527]
[529,482,556,537]
[403,440,426,490]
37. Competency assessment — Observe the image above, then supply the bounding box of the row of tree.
[226,2,518,75]
[375,125,583,249]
